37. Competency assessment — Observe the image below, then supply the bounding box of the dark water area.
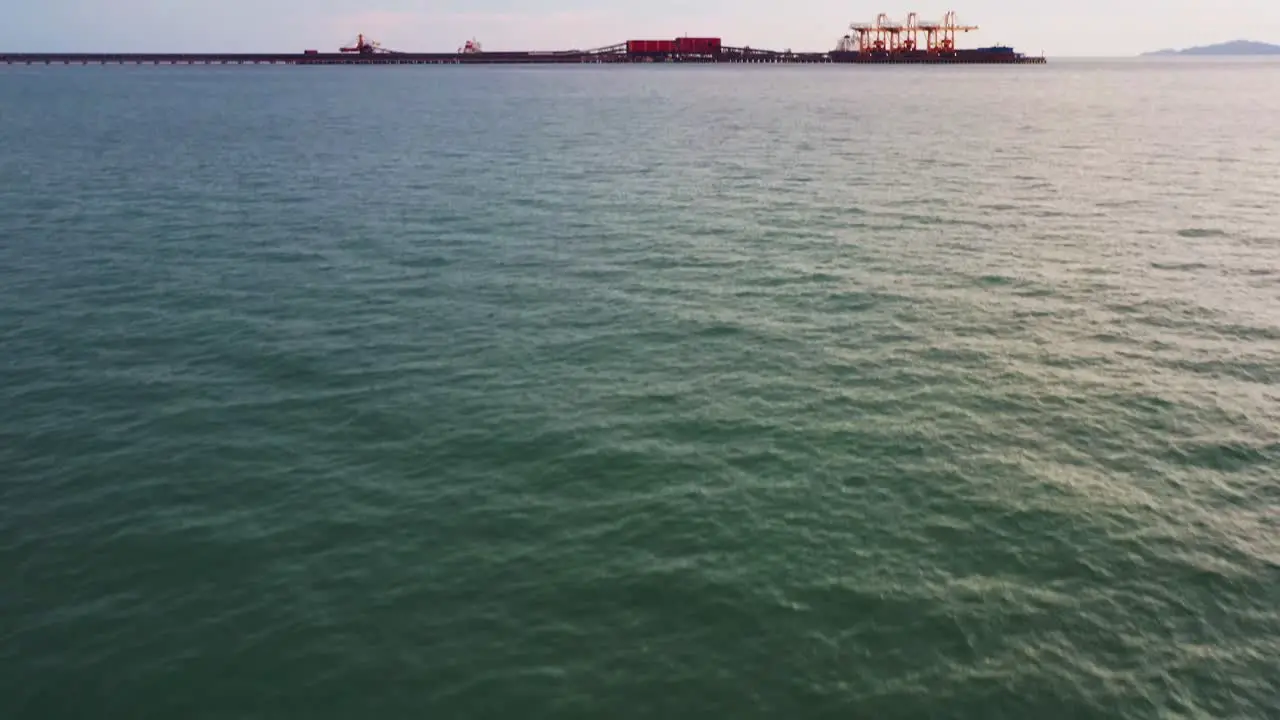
[1,58,1278,718]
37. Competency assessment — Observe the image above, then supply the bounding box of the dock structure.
[0,48,1046,66]
[0,10,1046,67]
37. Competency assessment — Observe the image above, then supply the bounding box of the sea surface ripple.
[1,59,1278,719]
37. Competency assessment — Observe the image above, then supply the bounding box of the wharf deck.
[1,51,1045,66]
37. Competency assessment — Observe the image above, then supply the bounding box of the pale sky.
[6,0,1280,56]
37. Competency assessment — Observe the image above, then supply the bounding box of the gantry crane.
[875,13,902,52]
[846,21,875,53]
[901,12,920,52]
[931,11,979,53]
[838,10,978,55]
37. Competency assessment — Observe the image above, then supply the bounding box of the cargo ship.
[828,44,1035,64]
[826,11,1041,63]
[0,10,1045,67]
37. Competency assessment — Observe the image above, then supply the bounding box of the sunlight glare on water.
[1,59,1278,719]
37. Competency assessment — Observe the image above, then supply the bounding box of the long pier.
[0,49,1045,66]
[1,11,1050,68]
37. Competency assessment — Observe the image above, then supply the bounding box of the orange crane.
[848,21,875,52]
[902,12,920,52]
[877,13,907,52]
[842,10,978,55]
[935,11,978,53]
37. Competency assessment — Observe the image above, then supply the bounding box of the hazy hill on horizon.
[1143,39,1280,55]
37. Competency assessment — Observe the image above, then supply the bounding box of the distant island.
[1143,40,1280,56]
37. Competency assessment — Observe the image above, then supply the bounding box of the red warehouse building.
[626,37,722,56]
[675,37,722,55]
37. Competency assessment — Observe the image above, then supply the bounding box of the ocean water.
[1,58,1278,718]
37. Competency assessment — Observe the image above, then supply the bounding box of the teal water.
[2,59,1278,718]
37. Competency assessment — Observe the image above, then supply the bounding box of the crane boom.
[340,33,400,54]
[840,10,981,55]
